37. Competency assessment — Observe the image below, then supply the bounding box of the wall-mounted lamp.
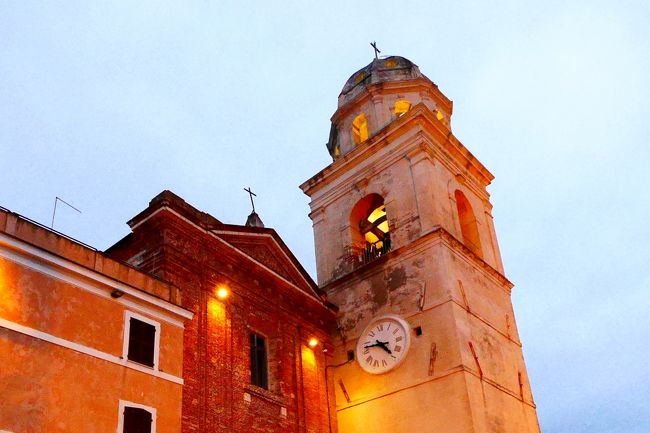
[216,286,229,300]
[308,338,319,348]
[111,289,124,299]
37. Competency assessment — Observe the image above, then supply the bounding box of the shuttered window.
[123,406,152,433]
[250,333,268,389]
[127,317,156,367]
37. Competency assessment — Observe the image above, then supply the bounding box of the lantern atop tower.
[326,56,454,160]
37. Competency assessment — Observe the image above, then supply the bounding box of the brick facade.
[107,191,338,433]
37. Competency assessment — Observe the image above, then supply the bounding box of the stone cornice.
[300,104,494,207]
[321,225,513,294]
[331,78,453,123]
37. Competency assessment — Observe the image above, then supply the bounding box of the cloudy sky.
[1,1,648,431]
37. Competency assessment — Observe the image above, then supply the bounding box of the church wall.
[322,233,539,433]
[336,372,476,433]
[110,208,337,433]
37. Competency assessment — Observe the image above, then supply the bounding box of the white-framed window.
[122,311,161,370]
[116,399,156,433]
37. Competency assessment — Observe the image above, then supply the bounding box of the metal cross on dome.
[244,187,257,212]
[370,41,381,59]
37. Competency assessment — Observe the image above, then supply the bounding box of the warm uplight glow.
[301,345,316,368]
[0,261,18,315]
[208,298,226,321]
[308,338,319,348]
[216,286,229,300]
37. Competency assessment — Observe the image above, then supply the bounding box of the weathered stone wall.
[307,121,503,287]
[324,237,538,433]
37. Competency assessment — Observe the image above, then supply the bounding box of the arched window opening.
[350,194,391,265]
[352,113,369,145]
[394,99,411,117]
[454,190,483,258]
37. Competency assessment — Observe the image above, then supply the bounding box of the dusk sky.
[1,1,649,431]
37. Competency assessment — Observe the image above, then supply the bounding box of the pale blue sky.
[1,1,649,431]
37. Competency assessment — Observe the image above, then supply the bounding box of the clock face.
[355,315,411,374]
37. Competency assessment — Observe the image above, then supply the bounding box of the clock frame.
[355,315,411,374]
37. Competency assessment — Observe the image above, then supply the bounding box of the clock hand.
[375,340,392,354]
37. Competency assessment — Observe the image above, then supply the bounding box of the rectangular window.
[123,312,160,369]
[250,333,268,389]
[118,400,156,433]
[123,407,152,433]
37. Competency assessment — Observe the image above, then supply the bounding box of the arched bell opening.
[351,113,369,145]
[350,193,391,264]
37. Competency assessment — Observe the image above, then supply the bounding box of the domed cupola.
[339,56,424,106]
[326,55,453,160]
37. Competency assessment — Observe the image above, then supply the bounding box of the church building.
[0,55,540,433]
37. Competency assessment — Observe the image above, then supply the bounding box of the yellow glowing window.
[434,109,444,121]
[352,113,369,145]
[394,99,411,117]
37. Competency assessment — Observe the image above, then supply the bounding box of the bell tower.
[300,57,540,433]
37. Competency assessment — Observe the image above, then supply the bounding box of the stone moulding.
[322,225,513,294]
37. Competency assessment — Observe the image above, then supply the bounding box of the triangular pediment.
[214,228,320,299]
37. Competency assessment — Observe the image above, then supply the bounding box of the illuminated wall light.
[216,286,229,300]
[308,338,319,348]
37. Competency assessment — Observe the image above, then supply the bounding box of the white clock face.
[355,315,411,374]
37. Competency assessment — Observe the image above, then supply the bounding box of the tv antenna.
[51,196,81,229]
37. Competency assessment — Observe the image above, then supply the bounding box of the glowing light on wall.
[308,338,319,348]
[216,286,229,300]
[301,345,316,369]
[0,260,18,316]
[208,298,226,321]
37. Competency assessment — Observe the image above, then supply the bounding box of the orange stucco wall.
[0,231,188,433]
[0,331,182,433]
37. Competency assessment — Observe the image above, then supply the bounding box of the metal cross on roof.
[370,41,381,60]
[244,187,257,212]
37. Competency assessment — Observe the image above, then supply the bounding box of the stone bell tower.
[300,56,540,433]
